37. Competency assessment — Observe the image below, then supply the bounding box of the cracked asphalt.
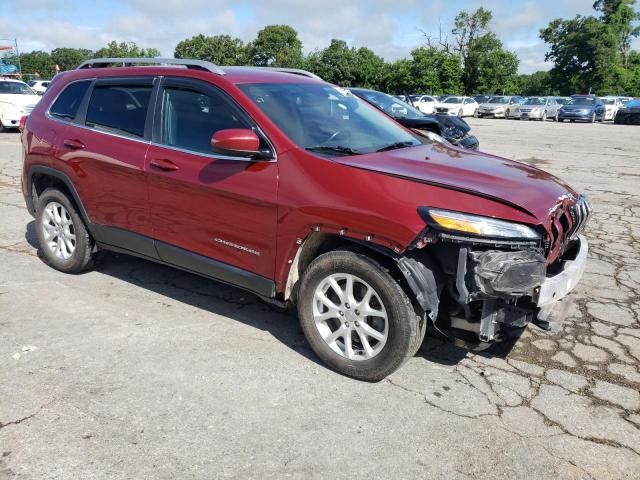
[1,118,640,479]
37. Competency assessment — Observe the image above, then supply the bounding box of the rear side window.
[86,84,152,138]
[49,80,91,121]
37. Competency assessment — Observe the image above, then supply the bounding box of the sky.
[1,0,638,74]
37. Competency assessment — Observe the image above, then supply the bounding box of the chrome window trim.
[149,140,277,163]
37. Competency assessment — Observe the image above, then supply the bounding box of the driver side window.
[161,85,248,154]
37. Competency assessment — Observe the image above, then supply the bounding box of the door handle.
[63,139,85,150]
[149,158,180,171]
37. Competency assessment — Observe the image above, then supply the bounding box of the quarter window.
[49,80,91,121]
[85,84,152,138]
[160,86,247,154]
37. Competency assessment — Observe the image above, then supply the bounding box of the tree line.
[12,0,640,96]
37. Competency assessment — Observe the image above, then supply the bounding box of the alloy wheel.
[41,201,76,260]
[312,273,388,361]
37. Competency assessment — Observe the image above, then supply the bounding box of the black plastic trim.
[27,166,92,228]
[91,225,159,259]
[155,241,274,298]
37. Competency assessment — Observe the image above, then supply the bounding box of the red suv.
[21,58,591,381]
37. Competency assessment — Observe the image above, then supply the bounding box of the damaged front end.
[397,198,592,344]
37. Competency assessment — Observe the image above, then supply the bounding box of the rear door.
[61,76,155,249]
[145,77,278,285]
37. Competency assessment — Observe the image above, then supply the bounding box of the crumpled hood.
[334,144,577,224]
[0,94,40,108]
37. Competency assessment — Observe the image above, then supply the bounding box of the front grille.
[566,195,593,239]
[545,195,592,262]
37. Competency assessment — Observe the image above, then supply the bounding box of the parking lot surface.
[1,119,640,479]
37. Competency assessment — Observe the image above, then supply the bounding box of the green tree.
[515,71,553,95]
[540,0,640,95]
[473,33,520,93]
[18,51,53,77]
[379,59,415,94]
[174,34,248,65]
[50,48,94,72]
[594,0,640,68]
[305,39,358,86]
[354,47,385,89]
[94,41,160,59]
[451,7,518,93]
[410,46,464,94]
[248,25,303,67]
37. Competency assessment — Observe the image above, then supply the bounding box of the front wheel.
[297,250,425,381]
[554,112,559,122]
[506,109,511,118]
[458,109,463,117]
[590,113,596,123]
[541,111,547,121]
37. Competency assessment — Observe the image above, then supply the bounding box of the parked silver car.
[476,96,524,119]
[513,97,561,121]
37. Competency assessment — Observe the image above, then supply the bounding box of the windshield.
[523,97,546,105]
[567,97,596,105]
[443,97,463,104]
[0,81,34,95]
[351,89,425,120]
[240,83,421,156]
[487,96,508,104]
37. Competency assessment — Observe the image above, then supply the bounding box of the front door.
[145,77,278,286]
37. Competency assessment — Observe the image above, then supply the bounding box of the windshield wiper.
[305,145,361,156]
[376,141,417,152]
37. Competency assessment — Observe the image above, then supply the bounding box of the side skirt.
[94,225,275,299]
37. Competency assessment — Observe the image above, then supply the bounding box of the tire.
[506,109,510,118]
[297,250,424,382]
[541,111,547,121]
[570,119,575,123]
[35,188,95,274]
[590,113,596,123]
[458,109,463,117]
[554,112,559,122]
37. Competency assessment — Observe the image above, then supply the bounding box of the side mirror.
[210,129,270,160]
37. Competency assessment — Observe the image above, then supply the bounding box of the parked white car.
[27,79,51,95]
[410,95,437,114]
[434,96,478,117]
[601,96,626,121]
[0,79,40,131]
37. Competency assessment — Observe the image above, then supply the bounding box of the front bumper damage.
[398,232,588,344]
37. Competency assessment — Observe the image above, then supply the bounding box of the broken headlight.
[423,209,541,240]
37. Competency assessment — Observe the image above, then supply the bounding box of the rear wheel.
[35,188,95,273]
[297,250,424,381]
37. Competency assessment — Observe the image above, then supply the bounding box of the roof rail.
[223,66,323,80]
[249,67,323,80]
[76,57,225,75]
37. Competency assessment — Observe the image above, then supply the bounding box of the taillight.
[18,115,28,132]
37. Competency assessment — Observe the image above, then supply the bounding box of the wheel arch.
[282,231,443,320]
[27,166,92,233]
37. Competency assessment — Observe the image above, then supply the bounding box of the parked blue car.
[558,95,606,123]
